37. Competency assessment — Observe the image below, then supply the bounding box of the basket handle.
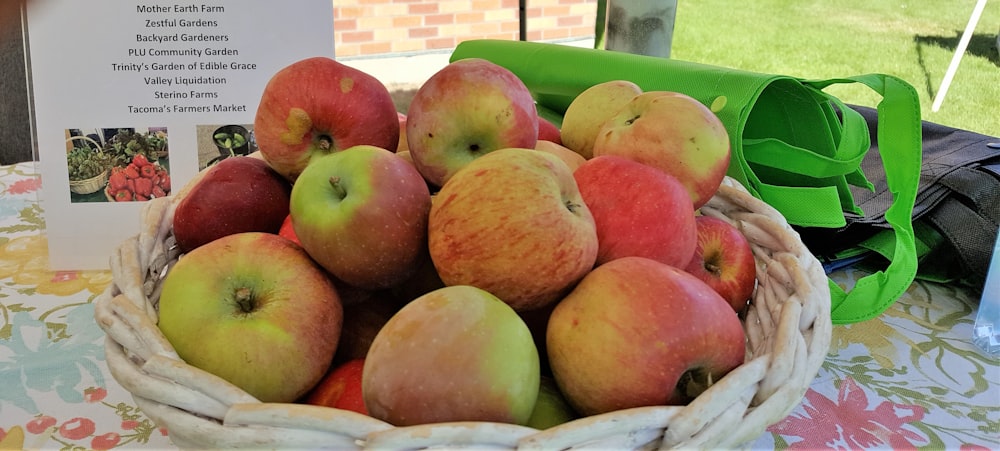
[66,135,104,154]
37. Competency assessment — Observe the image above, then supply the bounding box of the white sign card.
[26,0,335,270]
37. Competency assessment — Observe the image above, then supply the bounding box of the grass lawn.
[669,0,1000,136]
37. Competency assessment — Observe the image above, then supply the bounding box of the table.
[0,161,997,450]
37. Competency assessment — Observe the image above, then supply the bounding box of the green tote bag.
[450,39,923,324]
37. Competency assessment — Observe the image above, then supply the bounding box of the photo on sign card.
[65,127,172,203]
[196,123,256,170]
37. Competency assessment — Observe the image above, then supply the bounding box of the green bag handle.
[450,40,921,323]
[808,74,921,323]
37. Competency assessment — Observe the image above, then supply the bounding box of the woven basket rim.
[69,168,109,194]
[94,175,832,450]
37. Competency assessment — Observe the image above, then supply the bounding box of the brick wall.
[333,0,599,58]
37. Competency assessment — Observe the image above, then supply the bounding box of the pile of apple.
[154,56,758,429]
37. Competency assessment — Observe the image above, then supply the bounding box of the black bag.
[801,105,1000,289]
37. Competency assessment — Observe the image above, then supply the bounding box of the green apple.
[290,145,432,290]
[406,58,539,187]
[362,285,540,426]
[156,232,343,403]
[428,147,598,312]
[527,376,578,429]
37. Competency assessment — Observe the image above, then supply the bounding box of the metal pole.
[519,0,527,41]
[931,0,988,112]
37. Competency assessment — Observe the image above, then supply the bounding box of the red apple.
[574,155,697,267]
[277,214,301,246]
[396,111,409,152]
[537,115,562,145]
[406,58,538,187]
[593,91,730,209]
[386,245,446,306]
[303,358,368,415]
[684,215,757,313]
[254,56,399,181]
[518,300,557,375]
[546,256,745,415]
[156,232,343,403]
[362,285,540,426]
[332,292,405,364]
[172,156,291,253]
[290,145,432,290]
[428,148,598,312]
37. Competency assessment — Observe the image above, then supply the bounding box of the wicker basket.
[93,176,832,450]
[67,136,109,195]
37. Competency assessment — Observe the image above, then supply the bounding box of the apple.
[254,56,399,181]
[559,79,643,159]
[172,156,291,253]
[537,115,562,145]
[303,358,368,415]
[396,111,409,152]
[362,285,540,426]
[546,256,745,415]
[332,292,405,365]
[395,149,413,166]
[535,139,587,172]
[527,376,578,430]
[156,232,343,403]
[518,301,558,376]
[428,148,598,311]
[573,155,697,267]
[277,214,301,246]
[592,91,731,209]
[406,58,538,187]
[683,215,757,313]
[386,245,446,306]
[290,145,432,290]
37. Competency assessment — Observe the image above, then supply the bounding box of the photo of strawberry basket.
[93,170,831,449]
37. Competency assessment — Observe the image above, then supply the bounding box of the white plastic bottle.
[973,227,1000,357]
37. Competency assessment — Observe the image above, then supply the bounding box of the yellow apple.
[559,80,643,159]
[593,91,730,209]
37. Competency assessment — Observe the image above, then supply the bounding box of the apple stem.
[318,135,332,151]
[704,253,723,276]
[565,200,582,213]
[234,287,255,313]
[329,176,347,199]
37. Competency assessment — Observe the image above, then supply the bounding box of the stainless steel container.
[604,0,678,58]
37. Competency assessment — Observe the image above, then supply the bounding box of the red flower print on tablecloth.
[767,376,928,449]
[13,387,169,449]
[7,177,41,195]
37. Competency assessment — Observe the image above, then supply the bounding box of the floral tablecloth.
[0,161,997,450]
